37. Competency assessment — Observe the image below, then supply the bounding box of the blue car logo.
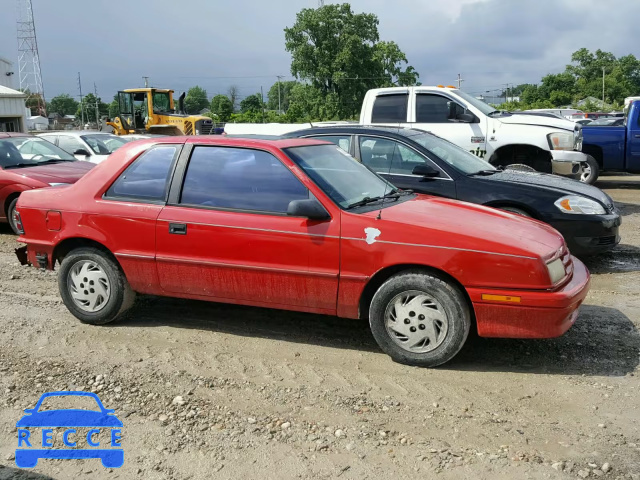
[15,391,123,468]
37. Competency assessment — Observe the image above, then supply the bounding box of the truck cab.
[581,100,640,174]
[360,86,589,181]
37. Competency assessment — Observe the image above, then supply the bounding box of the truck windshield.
[285,144,397,209]
[406,131,497,175]
[449,89,498,116]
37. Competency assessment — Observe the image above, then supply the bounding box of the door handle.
[169,223,187,235]
[634,134,640,138]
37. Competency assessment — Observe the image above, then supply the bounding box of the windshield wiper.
[469,169,500,176]
[345,189,402,209]
[38,159,75,164]
[4,163,36,169]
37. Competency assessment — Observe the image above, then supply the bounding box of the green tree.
[266,81,299,112]
[184,86,209,114]
[210,94,234,122]
[108,94,119,118]
[239,93,264,113]
[49,94,78,116]
[75,93,109,124]
[284,3,418,119]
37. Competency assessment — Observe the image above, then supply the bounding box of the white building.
[0,85,27,132]
[27,115,49,131]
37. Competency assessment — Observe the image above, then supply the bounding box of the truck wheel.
[580,155,600,184]
[58,247,135,325]
[499,206,531,217]
[369,271,470,367]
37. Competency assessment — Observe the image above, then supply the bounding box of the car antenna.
[376,140,400,220]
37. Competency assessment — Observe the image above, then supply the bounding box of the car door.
[356,135,456,198]
[411,93,486,157]
[155,144,341,313]
[626,110,640,170]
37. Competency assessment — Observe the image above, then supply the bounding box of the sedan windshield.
[0,137,76,168]
[81,134,128,154]
[285,144,397,209]
[406,131,496,175]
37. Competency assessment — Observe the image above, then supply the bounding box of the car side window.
[416,94,464,123]
[308,135,351,153]
[359,136,445,176]
[57,136,85,154]
[106,145,178,201]
[180,146,309,214]
[371,94,408,123]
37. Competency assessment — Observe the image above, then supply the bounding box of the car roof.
[284,125,431,139]
[38,131,115,137]
[0,132,33,139]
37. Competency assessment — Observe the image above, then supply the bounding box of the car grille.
[596,236,617,246]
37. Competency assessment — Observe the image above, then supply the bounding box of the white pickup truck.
[359,86,590,181]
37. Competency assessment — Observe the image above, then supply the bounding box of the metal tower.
[16,0,46,115]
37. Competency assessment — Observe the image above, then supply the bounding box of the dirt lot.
[0,176,639,480]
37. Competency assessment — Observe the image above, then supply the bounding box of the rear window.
[105,145,178,202]
[371,94,408,123]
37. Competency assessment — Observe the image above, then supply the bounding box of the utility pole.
[142,76,149,88]
[94,82,100,130]
[77,72,84,126]
[260,86,265,123]
[456,73,463,89]
[602,67,606,109]
[503,83,510,103]
[276,75,284,113]
[318,0,324,6]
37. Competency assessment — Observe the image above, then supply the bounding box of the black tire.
[58,247,135,325]
[7,197,19,235]
[369,270,471,367]
[580,155,600,184]
[499,206,531,217]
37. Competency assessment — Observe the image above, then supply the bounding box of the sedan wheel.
[369,271,470,367]
[7,197,20,235]
[59,247,135,325]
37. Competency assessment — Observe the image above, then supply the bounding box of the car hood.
[10,161,94,184]
[346,195,564,260]
[16,409,123,427]
[478,170,614,209]
[495,113,575,131]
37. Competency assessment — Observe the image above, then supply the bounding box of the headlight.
[546,258,566,284]
[574,127,583,151]
[554,195,606,215]
[547,132,574,150]
[48,183,70,187]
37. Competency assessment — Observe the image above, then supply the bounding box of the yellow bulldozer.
[106,88,213,136]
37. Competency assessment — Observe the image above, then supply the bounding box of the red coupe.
[15,137,590,367]
[0,133,94,233]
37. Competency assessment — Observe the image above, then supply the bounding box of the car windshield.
[35,395,102,412]
[405,131,496,175]
[81,134,128,154]
[448,89,499,116]
[285,144,396,209]
[0,137,76,168]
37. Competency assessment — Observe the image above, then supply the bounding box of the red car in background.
[0,133,94,233]
[15,137,590,367]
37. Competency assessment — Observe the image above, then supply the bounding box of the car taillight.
[14,210,24,235]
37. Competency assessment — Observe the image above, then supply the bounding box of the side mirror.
[74,148,91,156]
[412,164,440,177]
[287,199,330,220]
[456,112,476,123]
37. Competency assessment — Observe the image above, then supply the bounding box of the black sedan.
[283,126,621,256]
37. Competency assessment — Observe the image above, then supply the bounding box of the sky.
[1,0,639,104]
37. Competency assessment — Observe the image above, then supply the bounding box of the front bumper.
[550,150,587,177]
[546,211,621,256]
[468,257,590,338]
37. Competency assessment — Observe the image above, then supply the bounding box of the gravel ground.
[0,175,639,480]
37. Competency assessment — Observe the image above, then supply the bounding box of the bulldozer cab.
[117,89,176,131]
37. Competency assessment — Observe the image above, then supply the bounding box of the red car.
[0,133,94,233]
[15,137,590,367]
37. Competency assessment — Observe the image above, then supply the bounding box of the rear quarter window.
[105,145,179,202]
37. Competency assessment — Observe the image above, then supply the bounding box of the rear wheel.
[7,197,20,235]
[58,247,135,325]
[580,155,600,184]
[369,271,470,367]
[499,206,531,217]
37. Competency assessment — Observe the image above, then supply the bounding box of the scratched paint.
[364,228,381,245]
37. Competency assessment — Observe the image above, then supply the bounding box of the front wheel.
[58,247,135,325]
[7,197,20,235]
[369,271,471,367]
[580,155,600,184]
